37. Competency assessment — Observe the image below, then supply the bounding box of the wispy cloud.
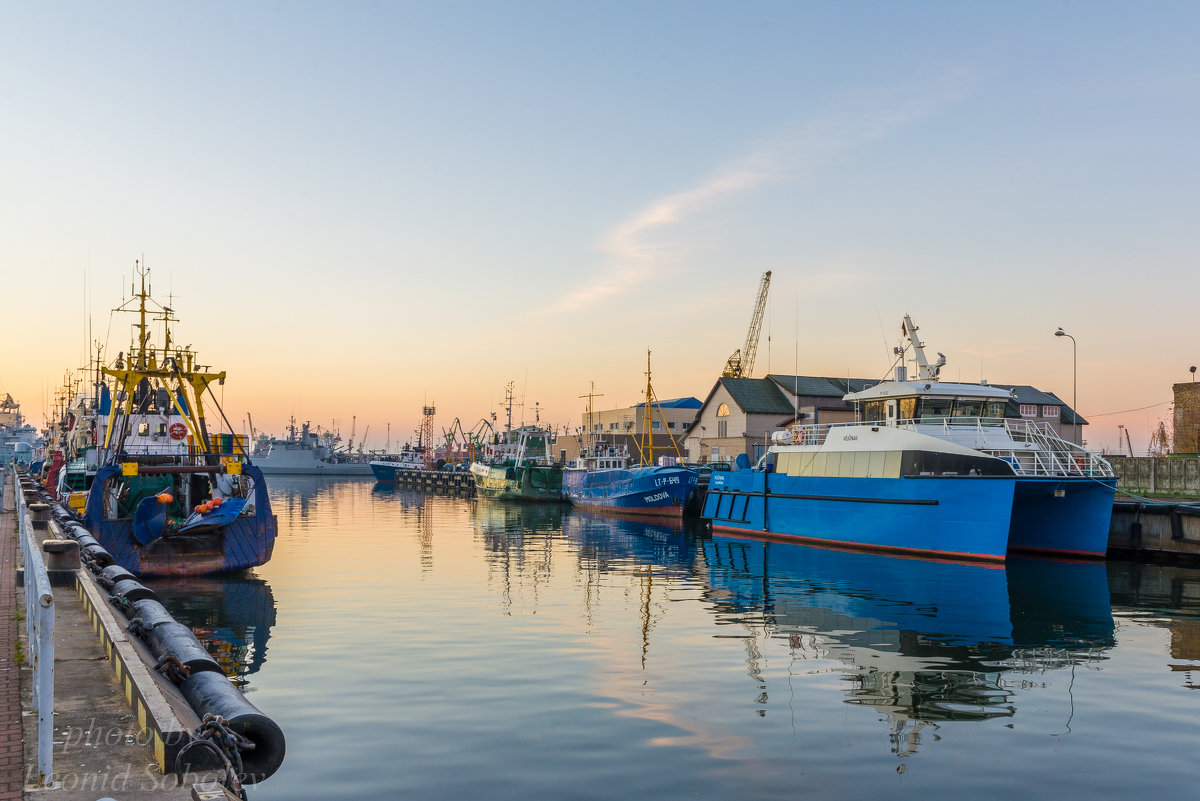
[549,70,976,313]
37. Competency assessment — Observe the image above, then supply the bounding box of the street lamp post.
[1055,327,1077,444]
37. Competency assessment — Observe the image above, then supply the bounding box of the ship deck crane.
[722,270,771,378]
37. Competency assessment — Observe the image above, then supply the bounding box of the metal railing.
[11,467,55,787]
[772,417,1115,478]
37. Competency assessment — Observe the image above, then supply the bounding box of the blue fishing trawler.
[564,352,698,519]
[369,448,427,482]
[68,263,277,576]
[703,317,1116,561]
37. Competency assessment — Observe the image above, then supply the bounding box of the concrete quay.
[1,506,196,799]
[1,471,247,801]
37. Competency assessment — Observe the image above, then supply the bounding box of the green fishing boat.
[469,424,564,501]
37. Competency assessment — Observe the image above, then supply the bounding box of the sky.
[1,1,1197,454]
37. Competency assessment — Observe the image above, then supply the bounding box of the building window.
[667,421,675,429]
[717,420,728,438]
[1019,405,1038,418]
[716,403,730,417]
[651,421,660,430]
[1043,406,1059,418]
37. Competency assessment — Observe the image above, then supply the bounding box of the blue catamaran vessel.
[703,317,1116,561]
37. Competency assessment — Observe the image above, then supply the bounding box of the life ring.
[794,428,805,445]
[1074,456,1085,473]
[169,423,188,440]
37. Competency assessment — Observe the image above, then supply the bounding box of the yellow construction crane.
[722,270,772,378]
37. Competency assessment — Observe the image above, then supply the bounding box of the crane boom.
[722,270,772,378]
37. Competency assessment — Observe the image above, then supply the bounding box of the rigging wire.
[1081,400,1171,418]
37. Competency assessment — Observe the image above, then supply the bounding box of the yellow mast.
[635,349,686,467]
[640,350,654,467]
[100,262,226,455]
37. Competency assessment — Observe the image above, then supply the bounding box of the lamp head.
[1055,328,1066,337]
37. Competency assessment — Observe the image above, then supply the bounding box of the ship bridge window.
[779,450,901,478]
[952,399,987,418]
[917,397,952,422]
[863,401,885,422]
[137,422,150,436]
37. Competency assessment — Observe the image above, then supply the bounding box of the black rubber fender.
[111,578,158,603]
[73,533,100,550]
[143,622,223,676]
[81,544,115,568]
[178,670,286,783]
[128,598,176,630]
[99,565,137,586]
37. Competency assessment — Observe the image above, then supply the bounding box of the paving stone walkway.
[0,509,23,801]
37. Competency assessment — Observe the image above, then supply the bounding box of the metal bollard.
[28,503,50,531]
[42,539,80,573]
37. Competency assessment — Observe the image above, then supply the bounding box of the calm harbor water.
[151,477,1200,800]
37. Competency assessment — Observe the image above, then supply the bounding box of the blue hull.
[82,464,277,576]
[564,466,698,519]
[703,534,1115,652]
[704,471,1015,561]
[371,463,400,482]
[1007,476,1116,558]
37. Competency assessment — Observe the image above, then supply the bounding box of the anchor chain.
[175,713,255,800]
[154,653,191,684]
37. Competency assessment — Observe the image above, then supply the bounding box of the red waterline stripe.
[709,523,1007,566]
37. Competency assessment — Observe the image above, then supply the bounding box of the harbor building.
[1173,381,1200,454]
[562,397,701,464]
[682,375,1087,465]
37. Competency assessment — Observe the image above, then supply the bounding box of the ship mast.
[640,350,654,467]
[901,315,946,382]
[100,261,227,460]
[577,382,604,453]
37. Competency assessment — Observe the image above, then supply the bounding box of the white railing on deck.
[773,417,1114,478]
[10,467,55,787]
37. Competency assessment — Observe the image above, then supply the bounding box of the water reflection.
[536,514,1119,757]
[146,574,277,688]
[243,481,1200,801]
[702,538,1115,749]
[1109,561,1200,689]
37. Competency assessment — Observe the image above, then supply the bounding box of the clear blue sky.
[2,1,1196,452]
